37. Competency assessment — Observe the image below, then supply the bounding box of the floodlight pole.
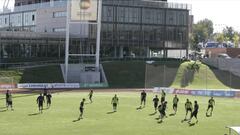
[95,0,102,70]
[64,0,70,83]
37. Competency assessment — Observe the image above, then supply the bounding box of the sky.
[1,0,240,32]
[169,0,240,32]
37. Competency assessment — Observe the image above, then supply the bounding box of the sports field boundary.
[1,86,240,98]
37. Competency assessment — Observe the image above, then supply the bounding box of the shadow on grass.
[136,106,143,110]
[72,118,81,122]
[0,109,7,112]
[0,93,38,101]
[181,69,195,88]
[206,114,212,117]
[209,67,240,89]
[106,111,116,114]
[169,113,176,116]
[181,119,188,123]
[189,123,196,127]
[149,112,157,116]
[28,112,40,116]
[0,106,6,109]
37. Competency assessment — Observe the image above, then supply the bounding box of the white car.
[217,53,231,59]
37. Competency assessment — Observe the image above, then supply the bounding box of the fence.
[145,60,240,89]
[202,58,240,78]
[153,87,240,98]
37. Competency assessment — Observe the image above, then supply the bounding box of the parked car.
[217,53,231,59]
[205,42,218,48]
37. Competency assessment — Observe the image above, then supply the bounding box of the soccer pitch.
[0,92,240,135]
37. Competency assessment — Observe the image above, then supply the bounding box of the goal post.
[0,77,15,89]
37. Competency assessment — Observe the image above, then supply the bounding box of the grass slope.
[0,70,23,83]
[20,65,64,83]
[0,92,240,135]
[103,61,145,88]
[170,61,240,89]
[0,65,64,83]
[1,60,240,89]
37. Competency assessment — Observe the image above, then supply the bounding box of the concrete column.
[146,46,150,58]
[186,48,189,59]
[114,46,117,58]
[50,0,54,7]
[119,46,123,58]
[163,49,168,58]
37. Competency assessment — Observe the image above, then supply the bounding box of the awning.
[226,126,240,135]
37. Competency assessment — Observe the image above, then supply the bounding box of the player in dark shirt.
[46,93,52,108]
[189,100,199,124]
[184,99,192,120]
[172,95,179,114]
[111,94,119,112]
[37,93,45,113]
[158,101,168,122]
[78,98,86,120]
[89,90,93,103]
[43,87,48,97]
[140,90,147,107]
[6,90,10,107]
[161,90,166,103]
[153,95,159,112]
[6,90,13,111]
[206,97,215,116]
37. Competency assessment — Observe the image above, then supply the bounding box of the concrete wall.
[60,64,109,84]
[203,58,240,78]
[36,6,66,33]
[205,48,240,58]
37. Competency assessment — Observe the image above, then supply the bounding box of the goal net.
[0,77,15,89]
[145,60,181,89]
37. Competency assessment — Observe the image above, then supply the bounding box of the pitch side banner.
[71,0,98,21]
[0,84,16,89]
[235,91,240,98]
[191,90,235,97]
[17,83,80,89]
[173,88,192,95]
[153,87,174,94]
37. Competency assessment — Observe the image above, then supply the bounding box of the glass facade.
[98,0,189,58]
[0,0,190,60]
[0,11,36,31]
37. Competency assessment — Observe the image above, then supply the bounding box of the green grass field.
[0,92,240,135]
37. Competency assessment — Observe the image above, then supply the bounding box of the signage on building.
[71,0,98,21]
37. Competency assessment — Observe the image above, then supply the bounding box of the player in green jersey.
[172,95,179,114]
[206,97,215,117]
[111,94,119,112]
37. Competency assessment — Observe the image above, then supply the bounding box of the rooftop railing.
[0,0,67,13]
[1,0,191,14]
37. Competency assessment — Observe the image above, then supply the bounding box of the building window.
[53,28,66,32]
[32,15,35,21]
[53,11,66,18]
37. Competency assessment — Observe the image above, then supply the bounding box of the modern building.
[14,0,61,6]
[0,0,191,61]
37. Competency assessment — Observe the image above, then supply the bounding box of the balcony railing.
[0,0,67,13]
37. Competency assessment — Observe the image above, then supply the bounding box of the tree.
[197,19,214,37]
[223,26,235,41]
[215,33,224,44]
[190,19,214,51]
[233,33,239,48]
